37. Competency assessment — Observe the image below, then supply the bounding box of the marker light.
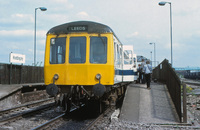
[54,74,59,80]
[95,74,101,80]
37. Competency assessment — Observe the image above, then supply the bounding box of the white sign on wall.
[10,53,26,64]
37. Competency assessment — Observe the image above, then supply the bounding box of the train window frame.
[120,47,122,62]
[133,57,136,64]
[117,44,121,65]
[69,36,86,64]
[114,42,117,63]
[50,37,66,64]
[114,42,121,67]
[90,36,107,64]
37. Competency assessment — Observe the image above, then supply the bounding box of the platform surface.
[0,83,44,99]
[120,82,180,123]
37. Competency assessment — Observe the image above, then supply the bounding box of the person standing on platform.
[141,59,146,84]
[137,64,142,83]
[143,60,152,89]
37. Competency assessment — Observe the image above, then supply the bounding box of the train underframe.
[46,83,127,114]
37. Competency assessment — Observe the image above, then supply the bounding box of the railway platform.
[119,82,180,123]
[0,83,44,100]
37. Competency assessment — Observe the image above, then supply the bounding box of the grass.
[181,84,193,93]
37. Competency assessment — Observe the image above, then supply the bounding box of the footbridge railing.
[152,59,182,122]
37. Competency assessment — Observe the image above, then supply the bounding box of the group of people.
[137,59,152,89]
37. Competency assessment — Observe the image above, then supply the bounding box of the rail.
[0,102,54,125]
[0,98,53,115]
[32,106,82,130]
[152,59,182,122]
[84,107,111,130]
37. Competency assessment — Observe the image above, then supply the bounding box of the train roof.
[47,21,115,35]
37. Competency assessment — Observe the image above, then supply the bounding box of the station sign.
[67,25,88,32]
[10,53,25,64]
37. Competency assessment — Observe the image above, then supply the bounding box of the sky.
[0,0,200,67]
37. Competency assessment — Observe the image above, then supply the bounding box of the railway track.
[84,107,113,130]
[182,79,200,86]
[0,100,120,129]
[0,102,64,129]
[0,98,63,130]
[0,102,55,125]
[0,98,54,117]
[32,113,65,130]
[0,98,54,122]
[32,106,83,130]
[0,89,124,129]
[32,104,113,130]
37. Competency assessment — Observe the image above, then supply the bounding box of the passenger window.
[124,50,133,65]
[114,42,117,63]
[117,45,120,65]
[90,37,107,64]
[50,37,66,64]
[120,47,122,60]
[134,57,136,63]
[69,37,86,63]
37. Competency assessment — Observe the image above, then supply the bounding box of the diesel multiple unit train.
[44,21,138,112]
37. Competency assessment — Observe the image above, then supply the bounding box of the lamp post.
[149,43,156,67]
[150,51,152,66]
[34,7,47,66]
[158,1,173,67]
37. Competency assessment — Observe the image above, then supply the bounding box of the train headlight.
[95,74,101,80]
[54,74,59,80]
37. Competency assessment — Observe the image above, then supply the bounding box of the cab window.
[69,37,86,63]
[90,37,107,64]
[50,37,66,64]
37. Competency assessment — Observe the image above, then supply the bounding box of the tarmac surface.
[120,82,180,123]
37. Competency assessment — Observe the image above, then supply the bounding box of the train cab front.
[44,21,116,112]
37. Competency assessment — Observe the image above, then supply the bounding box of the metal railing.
[0,63,44,84]
[152,59,182,122]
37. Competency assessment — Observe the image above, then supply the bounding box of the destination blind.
[67,25,88,32]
